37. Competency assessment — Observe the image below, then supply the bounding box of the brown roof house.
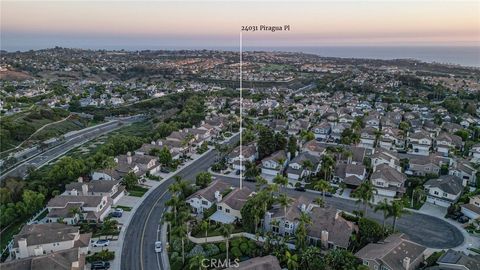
[186,180,231,214]
[371,164,407,199]
[1,248,86,270]
[211,187,254,224]
[46,195,112,224]
[355,233,426,270]
[64,177,125,204]
[9,223,90,259]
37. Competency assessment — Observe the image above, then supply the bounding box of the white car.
[115,208,124,213]
[91,239,110,247]
[154,241,162,253]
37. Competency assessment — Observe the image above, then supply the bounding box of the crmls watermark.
[201,258,240,268]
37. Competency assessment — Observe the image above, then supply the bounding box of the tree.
[200,220,209,243]
[273,175,289,192]
[158,147,172,166]
[314,180,330,201]
[299,246,325,270]
[358,218,384,247]
[302,160,314,182]
[188,254,207,270]
[388,200,409,231]
[353,181,376,215]
[285,250,299,270]
[288,136,297,158]
[277,194,293,218]
[300,130,315,141]
[321,155,335,181]
[324,249,357,270]
[374,199,390,234]
[244,161,260,179]
[313,197,325,208]
[20,190,45,216]
[195,172,212,188]
[122,172,138,190]
[295,212,312,250]
[258,126,276,159]
[173,223,188,264]
[219,224,234,263]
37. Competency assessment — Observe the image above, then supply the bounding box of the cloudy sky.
[1,0,479,51]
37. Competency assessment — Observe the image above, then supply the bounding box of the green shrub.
[86,250,115,263]
[231,246,242,258]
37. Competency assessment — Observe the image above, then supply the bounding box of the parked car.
[110,211,122,218]
[91,261,110,270]
[245,177,256,182]
[160,168,170,173]
[294,186,306,192]
[235,170,241,175]
[458,216,470,224]
[91,239,110,247]
[324,192,333,197]
[154,241,162,253]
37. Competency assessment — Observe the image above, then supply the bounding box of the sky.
[1,0,479,51]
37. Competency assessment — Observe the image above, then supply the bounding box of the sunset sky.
[1,0,479,51]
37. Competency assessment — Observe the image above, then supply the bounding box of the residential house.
[436,249,480,270]
[261,150,288,181]
[424,175,465,207]
[355,233,426,270]
[286,152,321,183]
[227,144,257,171]
[301,140,326,157]
[263,196,313,236]
[2,248,86,270]
[461,195,480,219]
[450,160,478,186]
[210,187,253,224]
[312,121,331,140]
[359,127,377,150]
[91,152,160,181]
[436,132,463,157]
[46,195,112,224]
[469,143,480,163]
[10,223,90,259]
[379,127,404,150]
[364,115,380,130]
[333,163,367,188]
[64,177,125,204]
[371,164,407,198]
[371,150,402,172]
[407,154,445,177]
[186,180,231,214]
[408,131,432,156]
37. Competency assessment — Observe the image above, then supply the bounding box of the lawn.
[128,186,149,197]
[114,205,133,212]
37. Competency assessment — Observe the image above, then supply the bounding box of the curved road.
[121,143,464,270]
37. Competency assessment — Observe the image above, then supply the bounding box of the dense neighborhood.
[0,48,479,270]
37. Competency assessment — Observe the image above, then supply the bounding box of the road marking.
[156,224,161,270]
[140,189,168,270]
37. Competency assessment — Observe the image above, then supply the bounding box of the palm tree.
[277,193,292,217]
[188,254,207,270]
[173,223,188,264]
[219,224,234,263]
[313,197,325,208]
[166,195,181,221]
[353,180,376,216]
[388,200,409,231]
[411,186,425,208]
[321,155,335,181]
[200,220,209,243]
[295,212,312,250]
[255,175,268,190]
[273,175,289,193]
[302,160,314,182]
[374,199,390,234]
[313,180,330,201]
[168,182,181,194]
[285,250,299,270]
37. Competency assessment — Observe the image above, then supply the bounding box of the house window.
[225,208,230,213]
[363,261,369,266]
[434,191,439,195]
[443,192,448,197]
[218,206,222,210]
[202,200,208,205]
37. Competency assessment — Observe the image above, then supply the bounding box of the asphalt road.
[121,134,240,270]
[1,117,142,181]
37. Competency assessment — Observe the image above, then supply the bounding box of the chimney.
[301,204,306,212]
[321,230,329,248]
[214,191,222,202]
[402,257,411,270]
[70,189,78,196]
[82,184,88,195]
[77,177,83,183]
[151,141,156,145]
[17,238,28,258]
[127,152,132,164]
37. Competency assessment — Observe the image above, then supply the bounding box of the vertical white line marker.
[239,31,243,190]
